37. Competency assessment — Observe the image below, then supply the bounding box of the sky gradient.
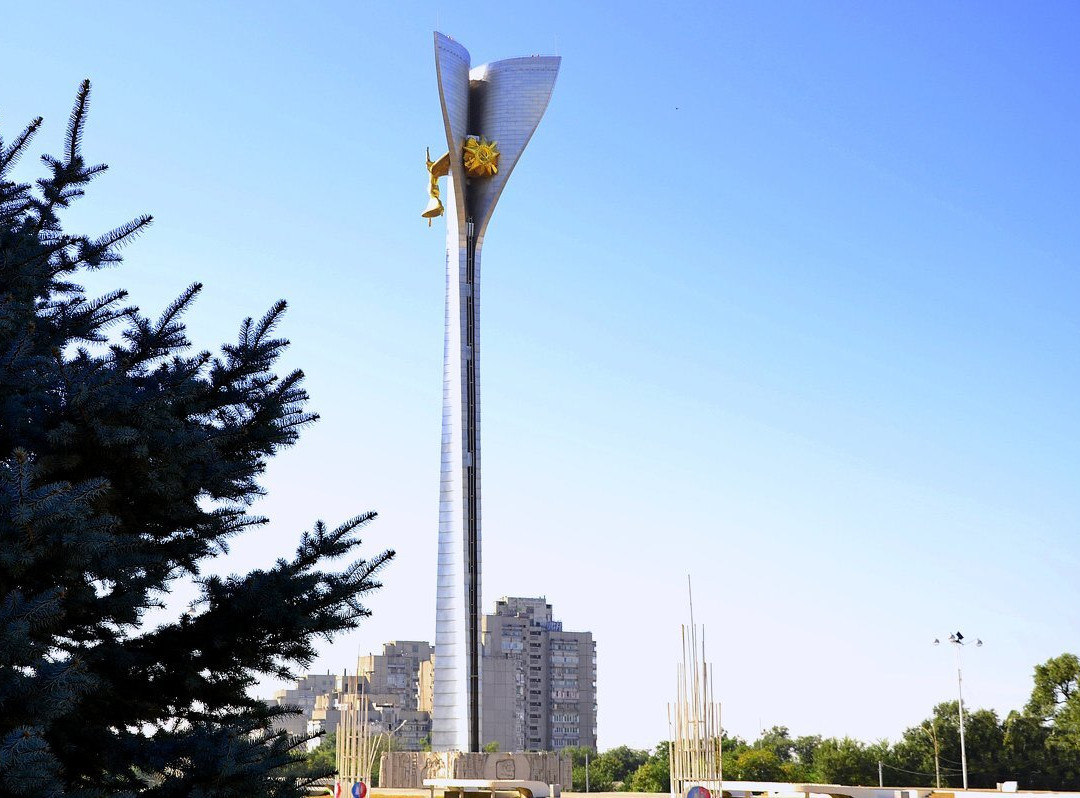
[3,1,1078,751]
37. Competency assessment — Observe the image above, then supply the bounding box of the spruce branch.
[252,299,288,345]
[65,79,91,164]
[154,281,201,336]
[0,116,42,172]
[90,214,154,255]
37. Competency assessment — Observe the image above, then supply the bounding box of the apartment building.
[355,640,433,749]
[266,672,340,737]
[267,611,596,755]
[303,641,434,751]
[481,597,597,752]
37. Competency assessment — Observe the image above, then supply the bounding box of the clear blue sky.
[4,1,1078,751]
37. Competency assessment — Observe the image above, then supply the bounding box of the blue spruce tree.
[0,81,394,795]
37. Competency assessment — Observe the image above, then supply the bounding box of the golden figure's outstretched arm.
[428,148,450,179]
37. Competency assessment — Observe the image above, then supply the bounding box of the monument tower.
[424,33,560,753]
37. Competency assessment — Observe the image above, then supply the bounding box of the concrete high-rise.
[306,642,434,751]
[265,673,339,738]
[481,597,597,752]
[427,33,560,753]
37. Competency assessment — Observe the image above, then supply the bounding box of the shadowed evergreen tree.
[0,81,394,794]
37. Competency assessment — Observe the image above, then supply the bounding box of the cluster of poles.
[663,600,980,797]
[336,672,380,786]
[668,583,723,797]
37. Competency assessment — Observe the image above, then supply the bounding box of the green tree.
[559,746,595,791]
[720,732,750,776]
[786,735,822,782]
[279,732,337,780]
[308,732,337,773]
[755,726,796,763]
[1028,653,1080,768]
[0,82,394,794]
[810,737,881,785]
[891,716,950,788]
[590,745,648,790]
[729,748,784,781]
[1027,653,1080,722]
[1002,710,1053,789]
[749,726,814,782]
[962,707,1006,788]
[792,734,822,766]
[896,702,1004,789]
[627,741,670,793]
[369,729,405,785]
[1013,653,1080,788]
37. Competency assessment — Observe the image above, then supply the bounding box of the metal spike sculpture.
[669,578,723,796]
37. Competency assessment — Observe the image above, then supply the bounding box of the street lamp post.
[922,718,942,789]
[934,632,982,790]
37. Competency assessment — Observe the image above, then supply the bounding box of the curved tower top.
[434,32,560,239]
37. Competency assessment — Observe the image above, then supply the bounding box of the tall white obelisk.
[427,33,559,753]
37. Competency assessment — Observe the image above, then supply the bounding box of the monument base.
[379,751,571,790]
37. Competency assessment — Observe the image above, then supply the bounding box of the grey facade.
[481,598,597,752]
[266,673,340,738]
[357,640,432,712]
[306,642,434,751]
[356,640,433,750]
[430,32,560,753]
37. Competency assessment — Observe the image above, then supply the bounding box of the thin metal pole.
[668,704,675,798]
[933,721,941,789]
[955,643,968,790]
[924,719,942,788]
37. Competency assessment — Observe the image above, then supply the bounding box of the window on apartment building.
[550,713,580,723]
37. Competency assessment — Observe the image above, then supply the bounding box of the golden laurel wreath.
[463,136,500,178]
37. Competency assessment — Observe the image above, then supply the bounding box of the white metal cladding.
[432,32,472,754]
[466,56,561,243]
[430,32,560,753]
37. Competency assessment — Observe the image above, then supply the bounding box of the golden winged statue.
[422,148,451,225]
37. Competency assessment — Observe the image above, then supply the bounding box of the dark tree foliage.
[0,81,394,795]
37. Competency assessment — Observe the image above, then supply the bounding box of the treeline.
[563,653,1080,792]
